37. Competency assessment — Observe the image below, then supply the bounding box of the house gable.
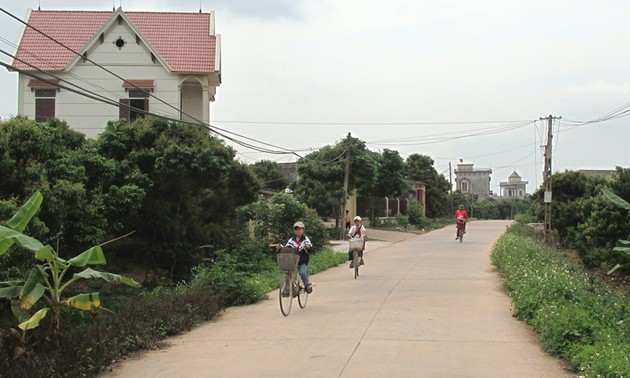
[65,9,171,73]
[10,9,218,74]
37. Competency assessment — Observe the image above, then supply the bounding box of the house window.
[119,91,149,122]
[35,89,56,122]
[460,180,469,192]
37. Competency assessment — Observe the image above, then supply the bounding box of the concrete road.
[103,221,574,378]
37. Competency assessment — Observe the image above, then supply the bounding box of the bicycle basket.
[348,238,364,251]
[277,247,299,271]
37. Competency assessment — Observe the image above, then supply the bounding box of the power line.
[212,119,535,126]
[0,5,302,158]
[0,59,299,156]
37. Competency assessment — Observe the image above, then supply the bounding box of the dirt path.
[103,221,574,377]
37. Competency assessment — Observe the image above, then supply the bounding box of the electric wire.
[0,7,302,157]
[0,59,299,156]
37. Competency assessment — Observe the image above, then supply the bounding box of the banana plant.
[602,189,630,274]
[0,191,140,335]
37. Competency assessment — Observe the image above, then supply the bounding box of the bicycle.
[274,246,309,316]
[348,237,366,279]
[456,219,466,243]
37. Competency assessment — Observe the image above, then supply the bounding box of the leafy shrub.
[238,192,329,248]
[514,213,536,224]
[407,199,429,228]
[492,226,630,377]
[0,283,223,378]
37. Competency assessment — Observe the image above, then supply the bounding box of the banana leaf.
[18,308,49,331]
[603,189,630,210]
[613,240,630,256]
[0,281,24,299]
[73,268,141,288]
[67,245,106,267]
[0,191,42,255]
[19,269,46,310]
[63,293,101,313]
[0,226,44,255]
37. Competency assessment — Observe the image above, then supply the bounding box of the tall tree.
[405,154,450,218]
[250,160,287,191]
[293,134,377,225]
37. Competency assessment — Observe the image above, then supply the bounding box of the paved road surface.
[103,220,573,377]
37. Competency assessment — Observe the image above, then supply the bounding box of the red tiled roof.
[28,79,60,87]
[12,10,217,73]
[122,79,154,88]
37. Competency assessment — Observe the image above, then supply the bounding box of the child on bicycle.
[285,221,313,293]
[455,204,468,240]
[348,216,366,268]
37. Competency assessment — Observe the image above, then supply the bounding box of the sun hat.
[293,221,305,229]
[353,216,362,222]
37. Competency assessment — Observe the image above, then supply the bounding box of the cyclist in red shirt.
[455,204,468,240]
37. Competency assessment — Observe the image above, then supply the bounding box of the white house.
[8,8,221,137]
[499,171,528,198]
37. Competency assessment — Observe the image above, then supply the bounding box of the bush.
[0,284,223,378]
[238,192,329,248]
[514,213,536,224]
[492,226,630,377]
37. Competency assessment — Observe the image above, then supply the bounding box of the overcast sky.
[1,0,629,194]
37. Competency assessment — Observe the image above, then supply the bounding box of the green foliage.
[239,192,329,248]
[0,284,223,378]
[602,188,630,274]
[406,154,451,218]
[0,192,140,342]
[569,169,630,268]
[250,160,287,191]
[407,199,428,227]
[293,134,378,221]
[94,117,261,278]
[514,213,537,224]
[373,149,408,198]
[531,170,606,244]
[492,225,630,376]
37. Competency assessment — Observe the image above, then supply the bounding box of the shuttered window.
[35,90,56,122]
[119,98,149,121]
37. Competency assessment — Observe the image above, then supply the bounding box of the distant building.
[454,160,492,198]
[499,171,528,198]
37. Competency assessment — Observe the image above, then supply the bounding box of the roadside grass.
[492,223,630,377]
[0,246,347,377]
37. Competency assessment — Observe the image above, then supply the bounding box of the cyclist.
[348,216,366,268]
[455,204,468,240]
[284,221,313,294]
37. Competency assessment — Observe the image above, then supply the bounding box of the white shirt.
[348,225,366,239]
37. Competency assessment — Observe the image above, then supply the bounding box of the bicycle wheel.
[458,228,464,243]
[279,272,293,316]
[353,250,359,279]
[297,275,308,309]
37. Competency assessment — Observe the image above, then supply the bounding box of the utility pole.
[448,162,453,192]
[540,114,561,244]
[340,133,351,240]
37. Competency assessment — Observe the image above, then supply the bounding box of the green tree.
[531,170,605,244]
[0,117,106,255]
[571,168,630,266]
[250,160,287,191]
[405,154,451,218]
[94,118,260,279]
[293,134,377,225]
